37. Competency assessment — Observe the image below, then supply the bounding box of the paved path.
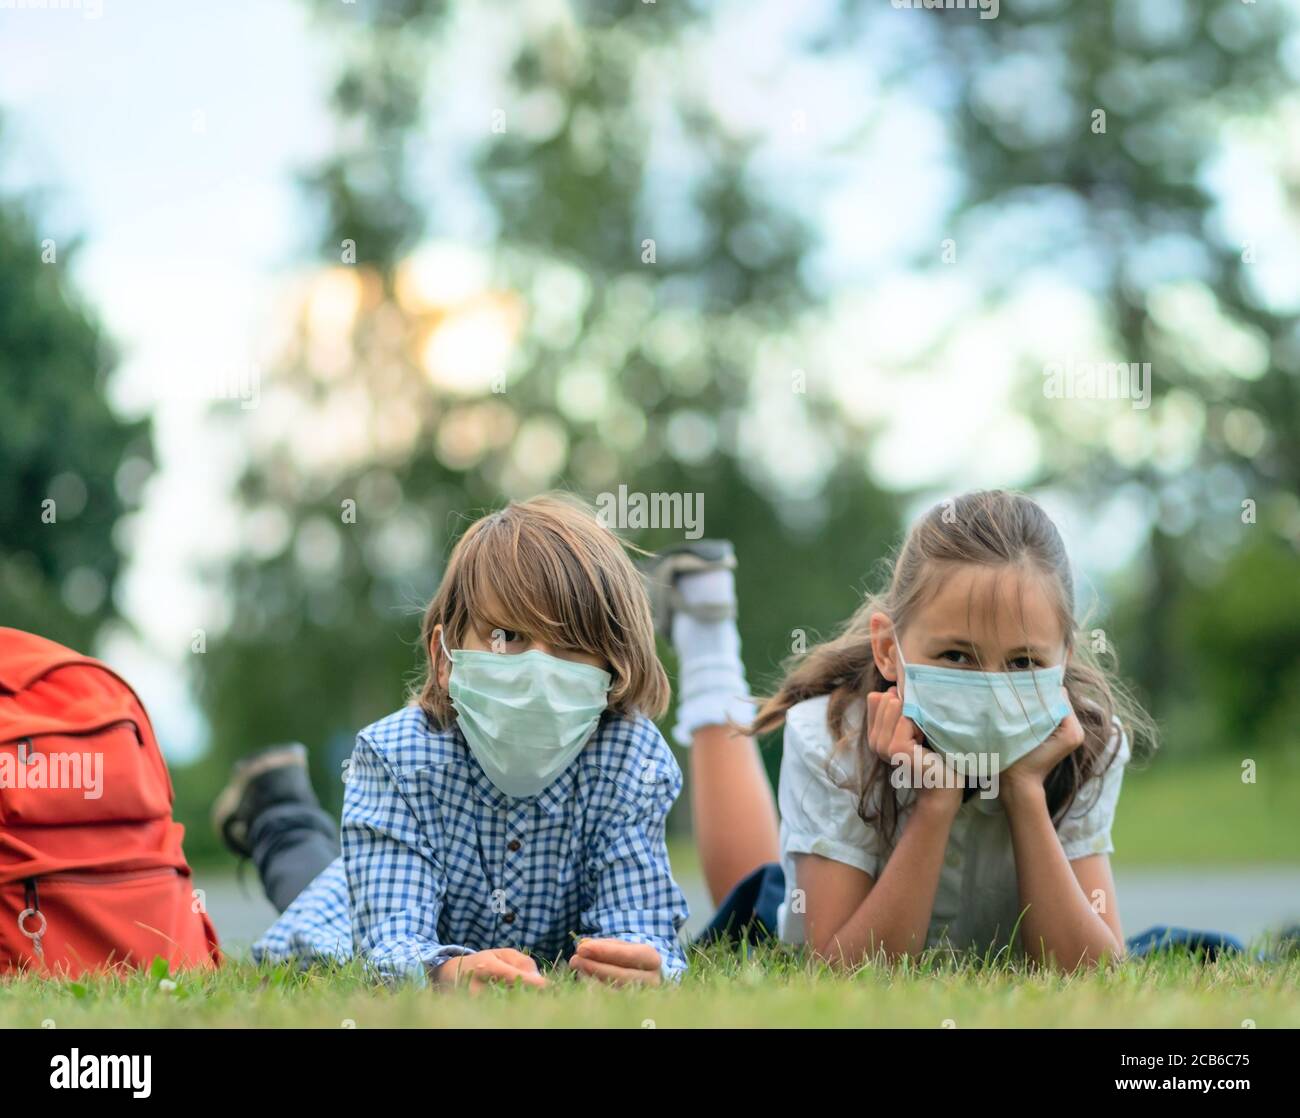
[198,866,1300,953]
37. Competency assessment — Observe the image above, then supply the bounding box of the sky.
[2,0,335,756]
[2,0,1295,760]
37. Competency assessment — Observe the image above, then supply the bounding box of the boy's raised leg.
[212,743,340,913]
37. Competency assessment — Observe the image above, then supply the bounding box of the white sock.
[670,568,754,747]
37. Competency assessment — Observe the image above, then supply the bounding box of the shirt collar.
[454,725,572,818]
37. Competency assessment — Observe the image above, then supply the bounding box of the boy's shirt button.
[507,839,522,852]
[502,912,516,924]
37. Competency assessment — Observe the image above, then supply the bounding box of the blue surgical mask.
[441,633,611,798]
[897,645,1070,774]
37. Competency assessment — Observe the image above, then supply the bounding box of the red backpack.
[0,627,220,976]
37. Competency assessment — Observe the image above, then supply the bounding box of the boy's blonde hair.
[414,493,670,727]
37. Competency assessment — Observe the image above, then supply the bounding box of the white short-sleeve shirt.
[776,694,1129,954]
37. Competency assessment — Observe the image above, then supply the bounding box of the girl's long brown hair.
[753,489,1156,845]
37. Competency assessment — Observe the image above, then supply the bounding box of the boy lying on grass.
[229,496,689,989]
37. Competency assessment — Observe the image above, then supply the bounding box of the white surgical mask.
[897,644,1070,775]
[441,633,611,798]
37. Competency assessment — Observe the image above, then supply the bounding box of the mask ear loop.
[891,632,921,725]
[891,623,907,686]
[895,632,979,795]
[892,629,927,720]
[438,630,458,666]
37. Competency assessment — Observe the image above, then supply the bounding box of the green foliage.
[924,0,1300,760]
[193,0,901,819]
[1113,753,1300,864]
[0,148,153,652]
[179,0,1300,834]
[1173,535,1300,757]
[4,1,1296,861]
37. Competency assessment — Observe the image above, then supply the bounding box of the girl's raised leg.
[651,548,780,906]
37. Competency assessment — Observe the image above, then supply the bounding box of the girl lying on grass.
[691,489,1159,971]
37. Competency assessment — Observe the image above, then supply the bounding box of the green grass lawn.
[2,945,1297,1029]
[1112,754,1300,865]
[9,759,1293,1029]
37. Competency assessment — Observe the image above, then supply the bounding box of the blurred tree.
[1176,534,1300,755]
[190,0,900,837]
[0,132,153,653]
[917,0,1300,755]
[180,0,1300,868]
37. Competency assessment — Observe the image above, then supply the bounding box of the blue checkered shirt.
[252,704,690,982]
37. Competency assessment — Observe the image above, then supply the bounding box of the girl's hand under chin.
[1000,686,1085,800]
[867,686,963,811]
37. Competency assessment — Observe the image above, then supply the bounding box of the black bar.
[1,1026,1292,1101]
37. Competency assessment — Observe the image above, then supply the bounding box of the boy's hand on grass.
[568,939,662,986]
[435,948,548,992]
